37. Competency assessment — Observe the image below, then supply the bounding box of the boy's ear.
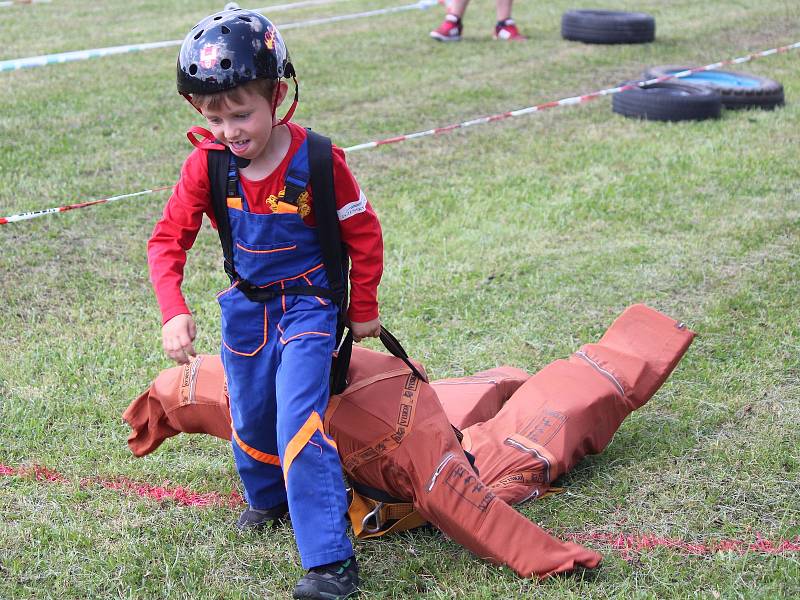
[274,81,289,107]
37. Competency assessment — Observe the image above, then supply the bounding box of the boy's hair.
[192,78,277,112]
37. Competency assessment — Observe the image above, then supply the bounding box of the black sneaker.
[236,502,289,530]
[292,556,359,599]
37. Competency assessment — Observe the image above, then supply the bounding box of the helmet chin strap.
[181,93,203,114]
[273,75,299,127]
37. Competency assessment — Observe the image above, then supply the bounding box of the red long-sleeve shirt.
[148,123,383,325]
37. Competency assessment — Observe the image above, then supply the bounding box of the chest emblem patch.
[266,187,311,217]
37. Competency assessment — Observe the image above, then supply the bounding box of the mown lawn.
[1,0,798,598]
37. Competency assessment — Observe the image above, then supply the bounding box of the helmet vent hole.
[189,64,198,75]
[221,58,232,70]
[193,29,204,40]
[221,25,230,34]
[239,15,251,22]
[213,15,223,20]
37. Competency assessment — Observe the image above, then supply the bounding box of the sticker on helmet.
[264,27,276,50]
[199,45,219,69]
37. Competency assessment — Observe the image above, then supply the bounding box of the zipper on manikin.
[575,350,625,396]
[426,453,455,492]
[504,437,551,484]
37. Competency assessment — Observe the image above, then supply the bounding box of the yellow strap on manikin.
[348,487,427,539]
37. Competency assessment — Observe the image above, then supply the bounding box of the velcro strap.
[383,502,416,522]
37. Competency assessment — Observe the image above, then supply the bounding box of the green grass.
[2,0,799,597]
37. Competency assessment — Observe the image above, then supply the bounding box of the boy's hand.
[162,313,197,364]
[350,317,381,343]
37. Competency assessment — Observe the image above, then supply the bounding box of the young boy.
[147,9,383,599]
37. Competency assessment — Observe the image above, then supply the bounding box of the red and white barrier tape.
[0,0,436,72]
[0,187,171,225]
[250,0,356,13]
[2,40,798,225]
[345,40,800,151]
[0,0,51,7]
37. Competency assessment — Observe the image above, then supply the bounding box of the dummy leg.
[464,304,694,505]
[431,366,530,430]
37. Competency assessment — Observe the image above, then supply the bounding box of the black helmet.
[177,9,295,96]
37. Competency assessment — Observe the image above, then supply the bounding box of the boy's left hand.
[350,317,381,342]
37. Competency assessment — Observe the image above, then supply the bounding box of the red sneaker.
[494,19,526,41]
[430,14,462,42]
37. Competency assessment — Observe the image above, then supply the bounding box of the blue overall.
[216,140,353,569]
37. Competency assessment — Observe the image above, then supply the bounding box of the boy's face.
[202,87,281,161]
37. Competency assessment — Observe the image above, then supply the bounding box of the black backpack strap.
[207,147,238,281]
[306,129,353,393]
[306,130,347,310]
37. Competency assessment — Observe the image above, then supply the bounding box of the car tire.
[561,10,655,44]
[642,65,785,110]
[612,81,722,122]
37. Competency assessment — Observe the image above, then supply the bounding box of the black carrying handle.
[331,325,428,394]
[378,326,428,383]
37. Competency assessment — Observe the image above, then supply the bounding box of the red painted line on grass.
[568,532,800,560]
[4,462,800,557]
[1,462,243,508]
[91,476,243,508]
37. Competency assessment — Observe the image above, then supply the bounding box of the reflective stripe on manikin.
[282,411,337,480]
[233,428,281,466]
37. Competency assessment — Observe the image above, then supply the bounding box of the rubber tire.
[612,81,722,122]
[561,10,655,44]
[643,65,785,110]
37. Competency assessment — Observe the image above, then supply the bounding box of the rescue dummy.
[146,8,383,598]
[125,304,694,578]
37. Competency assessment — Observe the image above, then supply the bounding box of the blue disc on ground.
[663,70,762,89]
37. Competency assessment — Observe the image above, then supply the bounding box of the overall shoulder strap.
[207,147,237,281]
[283,139,311,206]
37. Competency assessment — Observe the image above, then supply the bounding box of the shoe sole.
[292,589,358,600]
[430,31,462,41]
